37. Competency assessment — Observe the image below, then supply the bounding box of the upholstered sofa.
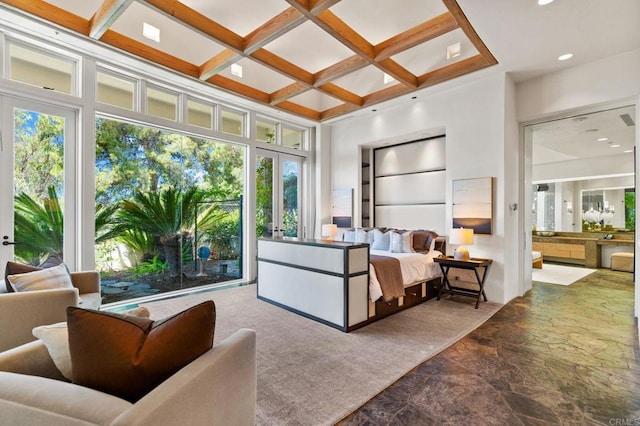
[0,271,101,352]
[0,328,257,425]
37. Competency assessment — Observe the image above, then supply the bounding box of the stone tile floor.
[338,268,640,425]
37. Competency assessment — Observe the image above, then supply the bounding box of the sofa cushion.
[4,262,41,293]
[67,301,215,402]
[32,306,151,380]
[6,263,73,293]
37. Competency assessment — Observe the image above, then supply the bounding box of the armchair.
[0,271,101,352]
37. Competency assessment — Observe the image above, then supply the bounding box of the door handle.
[2,236,17,246]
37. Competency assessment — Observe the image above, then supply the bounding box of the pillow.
[355,228,373,244]
[39,253,65,269]
[32,306,152,380]
[412,230,439,253]
[67,300,215,402]
[389,231,413,253]
[6,263,73,293]
[342,229,356,243]
[4,262,42,293]
[371,228,391,251]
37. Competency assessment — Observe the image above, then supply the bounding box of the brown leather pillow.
[4,262,42,293]
[67,300,215,402]
[411,230,439,253]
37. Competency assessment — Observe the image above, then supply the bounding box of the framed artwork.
[452,177,493,234]
[332,188,353,228]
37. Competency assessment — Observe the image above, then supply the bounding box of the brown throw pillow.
[4,262,42,293]
[411,230,439,253]
[67,300,216,402]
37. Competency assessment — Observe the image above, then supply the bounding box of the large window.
[94,117,245,304]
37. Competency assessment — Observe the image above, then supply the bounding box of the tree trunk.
[162,234,181,277]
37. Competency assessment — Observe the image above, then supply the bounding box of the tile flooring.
[338,268,640,425]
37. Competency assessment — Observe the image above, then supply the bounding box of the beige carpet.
[142,284,502,426]
[532,263,596,286]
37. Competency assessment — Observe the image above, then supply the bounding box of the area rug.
[532,263,596,286]
[142,284,502,426]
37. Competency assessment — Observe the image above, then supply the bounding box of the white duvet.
[369,250,443,302]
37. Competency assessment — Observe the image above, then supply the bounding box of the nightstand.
[434,256,493,309]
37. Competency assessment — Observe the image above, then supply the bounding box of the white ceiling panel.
[45,0,104,20]
[220,57,295,94]
[110,2,225,65]
[332,65,388,97]
[330,0,448,45]
[289,89,343,112]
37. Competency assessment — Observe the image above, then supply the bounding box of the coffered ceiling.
[0,0,497,122]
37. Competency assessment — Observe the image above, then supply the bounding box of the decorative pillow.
[355,228,374,244]
[371,228,391,251]
[32,306,152,380]
[389,231,413,253]
[39,253,65,269]
[6,263,73,293]
[342,229,356,243]
[412,230,439,253]
[67,300,215,402]
[4,262,42,293]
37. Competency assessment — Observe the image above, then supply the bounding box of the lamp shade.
[449,228,474,245]
[321,224,338,240]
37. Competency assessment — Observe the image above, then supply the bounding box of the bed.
[256,230,445,332]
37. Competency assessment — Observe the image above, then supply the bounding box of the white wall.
[330,73,513,304]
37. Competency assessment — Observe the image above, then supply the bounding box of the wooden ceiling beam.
[308,0,342,14]
[1,0,90,35]
[374,12,459,61]
[318,83,362,106]
[376,58,418,88]
[313,55,368,86]
[442,0,497,65]
[100,29,200,77]
[251,48,315,86]
[206,74,271,104]
[270,82,311,105]
[89,0,133,39]
[199,49,241,81]
[244,7,305,54]
[320,102,360,121]
[417,54,490,88]
[277,100,322,121]
[143,0,244,52]
[315,10,374,58]
[362,83,413,107]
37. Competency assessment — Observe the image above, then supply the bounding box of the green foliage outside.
[625,192,636,230]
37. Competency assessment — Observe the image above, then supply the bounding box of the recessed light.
[597,137,608,142]
[446,42,461,60]
[372,109,377,112]
[538,0,554,5]
[558,53,573,61]
[624,149,633,153]
[231,63,243,78]
[142,22,160,43]
[411,96,417,100]
[585,128,599,133]
[383,73,395,84]
[610,144,621,148]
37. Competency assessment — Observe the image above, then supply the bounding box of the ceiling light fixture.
[610,144,621,148]
[383,73,395,84]
[231,63,243,78]
[142,22,160,43]
[597,137,609,142]
[624,149,633,153]
[558,53,573,61]
[538,0,554,5]
[447,42,461,60]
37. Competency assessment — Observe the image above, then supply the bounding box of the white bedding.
[369,250,443,302]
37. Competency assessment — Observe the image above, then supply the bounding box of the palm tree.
[116,187,214,277]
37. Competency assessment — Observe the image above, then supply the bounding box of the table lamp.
[449,227,474,261]
[321,224,338,241]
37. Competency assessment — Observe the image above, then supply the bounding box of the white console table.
[257,237,369,332]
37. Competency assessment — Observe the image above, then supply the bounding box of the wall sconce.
[321,224,338,241]
[566,202,573,214]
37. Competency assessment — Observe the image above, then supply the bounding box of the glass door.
[256,149,302,238]
[0,97,77,276]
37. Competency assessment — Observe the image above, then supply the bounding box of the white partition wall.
[373,137,446,232]
[257,238,369,331]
